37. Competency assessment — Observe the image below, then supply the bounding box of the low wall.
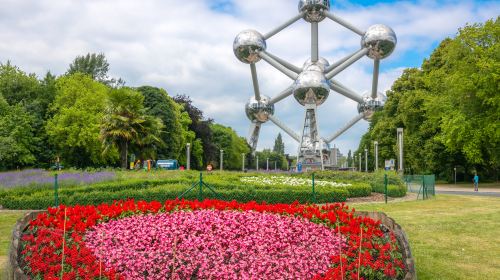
[9,210,416,279]
[356,211,417,280]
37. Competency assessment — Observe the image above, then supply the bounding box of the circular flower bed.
[20,199,406,279]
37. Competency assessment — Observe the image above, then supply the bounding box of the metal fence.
[404,174,435,200]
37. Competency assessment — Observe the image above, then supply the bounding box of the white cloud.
[0,0,497,156]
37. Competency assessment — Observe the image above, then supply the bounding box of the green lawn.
[0,210,27,277]
[352,195,500,280]
[1,196,499,279]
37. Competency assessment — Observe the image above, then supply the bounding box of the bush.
[0,171,405,209]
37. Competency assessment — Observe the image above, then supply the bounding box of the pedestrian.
[473,173,479,192]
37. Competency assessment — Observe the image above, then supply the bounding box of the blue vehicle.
[157,159,179,170]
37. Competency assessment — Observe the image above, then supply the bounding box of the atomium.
[358,92,387,121]
[233,30,266,64]
[234,0,397,170]
[245,95,274,123]
[362,24,397,59]
[298,0,330,22]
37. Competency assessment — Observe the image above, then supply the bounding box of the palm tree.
[100,88,163,168]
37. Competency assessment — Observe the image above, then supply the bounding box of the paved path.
[435,185,500,197]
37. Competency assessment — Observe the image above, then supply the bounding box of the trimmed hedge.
[0,170,405,209]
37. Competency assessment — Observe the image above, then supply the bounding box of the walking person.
[473,173,479,192]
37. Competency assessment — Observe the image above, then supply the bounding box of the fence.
[404,174,435,200]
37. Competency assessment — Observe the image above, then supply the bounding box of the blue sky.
[0,0,498,156]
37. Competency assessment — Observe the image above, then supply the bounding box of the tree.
[67,53,123,87]
[273,133,285,155]
[46,73,113,167]
[100,87,164,168]
[211,123,250,170]
[173,95,216,168]
[0,94,36,169]
[356,17,499,180]
[136,86,186,160]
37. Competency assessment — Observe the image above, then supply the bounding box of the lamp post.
[364,148,368,172]
[242,153,245,171]
[359,153,362,172]
[256,155,259,171]
[454,167,457,184]
[397,128,404,173]
[274,161,277,171]
[266,158,269,171]
[220,149,224,171]
[374,141,378,171]
[186,143,191,170]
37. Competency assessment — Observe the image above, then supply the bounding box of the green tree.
[100,88,164,168]
[0,94,36,169]
[136,86,186,160]
[273,133,285,155]
[211,123,250,170]
[173,95,216,167]
[67,53,123,86]
[46,73,113,167]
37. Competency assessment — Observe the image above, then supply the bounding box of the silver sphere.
[302,57,330,71]
[298,0,330,22]
[361,24,397,59]
[233,30,267,64]
[245,95,274,123]
[357,92,387,121]
[293,68,330,106]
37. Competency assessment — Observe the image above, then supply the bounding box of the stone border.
[7,211,45,280]
[9,210,416,279]
[356,211,417,280]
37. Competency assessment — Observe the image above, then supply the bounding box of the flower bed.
[240,176,352,187]
[18,199,407,279]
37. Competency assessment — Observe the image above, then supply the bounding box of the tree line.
[0,54,258,170]
[354,18,499,181]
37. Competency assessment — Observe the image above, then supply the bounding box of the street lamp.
[242,153,245,171]
[186,143,191,170]
[256,155,259,171]
[454,167,457,184]
[397,128,404,173]
[266,158,269,171]
[220,149,224,171]
[364,148,368,172]
[374,141,379,171]
[359,153,362,172]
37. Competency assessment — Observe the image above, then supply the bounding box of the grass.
[2,196,498,279]
[0,210,28,277]
[352,195,500,280]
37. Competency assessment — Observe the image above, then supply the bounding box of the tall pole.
[374,141,379,171]
[220,149,224,171]
[274,161,277,171]
[358,153,362,172]
[266,158,269,171]
[454,167,457,184]
[242,153,245,171]
[397,128,404,173]
[364,148,368,172]
[256,155,259,171]
[186,143,191,170]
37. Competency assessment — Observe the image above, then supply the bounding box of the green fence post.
[199,172,203,201]
[54,173,59,207]
[384,174,388,204]
[312,173,316,203]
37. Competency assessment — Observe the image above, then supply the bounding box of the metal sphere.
[302,57,330,71]
[298,0,330,22]
[361,24,397,59]
[293,69,330,106]
[357,92,387,121]
[233,30,267,64]
[245,95,274,123]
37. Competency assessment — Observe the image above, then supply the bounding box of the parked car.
[157,159,179,170]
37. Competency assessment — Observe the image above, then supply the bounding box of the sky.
[0,0,498,156]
